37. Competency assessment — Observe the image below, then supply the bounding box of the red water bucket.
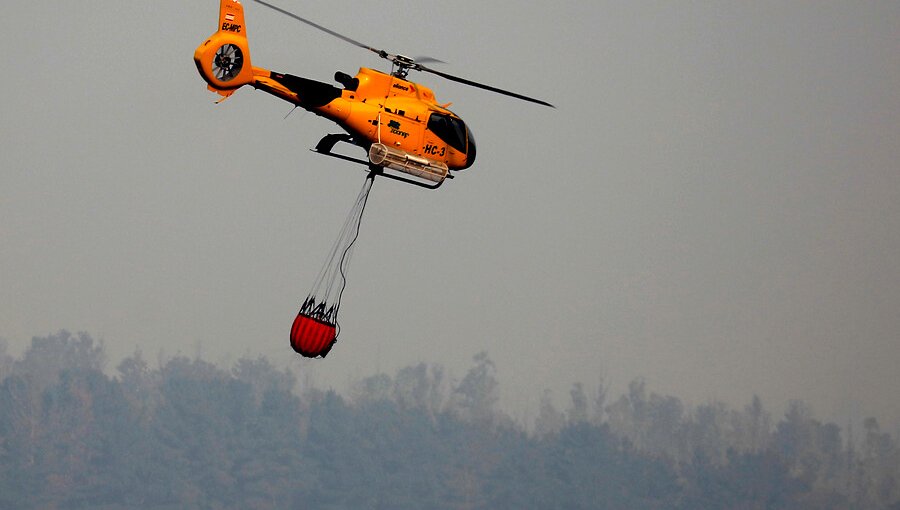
[290,313,337,358]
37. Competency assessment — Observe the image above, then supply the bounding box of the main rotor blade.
[418,64,555,108]
[249,0,386,58]
[247,0,552,108]
[413,56,446,65]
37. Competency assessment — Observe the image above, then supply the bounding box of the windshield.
[427,112,468,153]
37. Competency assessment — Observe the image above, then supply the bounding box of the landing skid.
[311,134,450,190]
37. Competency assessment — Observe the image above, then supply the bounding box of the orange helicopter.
[193,0,553,188]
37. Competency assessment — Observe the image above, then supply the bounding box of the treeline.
[0,331,898,509]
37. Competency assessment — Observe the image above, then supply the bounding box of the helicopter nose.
[462,127,476,169]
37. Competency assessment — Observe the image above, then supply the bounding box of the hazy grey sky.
[2,1,899,428]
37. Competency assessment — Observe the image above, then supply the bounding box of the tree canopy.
[0,331,897,509]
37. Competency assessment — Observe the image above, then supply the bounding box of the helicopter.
[193,0,553,189]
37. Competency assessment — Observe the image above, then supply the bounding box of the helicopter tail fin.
[217,0,247,29]
[194,0,255,99]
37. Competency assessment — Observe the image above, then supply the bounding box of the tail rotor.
[194,0,254,98]
[212,43,245,82]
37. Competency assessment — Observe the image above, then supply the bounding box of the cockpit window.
[427,112,468,153]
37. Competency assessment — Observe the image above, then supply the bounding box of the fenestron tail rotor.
[248,0,553,107]
[213,44,244,82]
[194,0,255,95]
